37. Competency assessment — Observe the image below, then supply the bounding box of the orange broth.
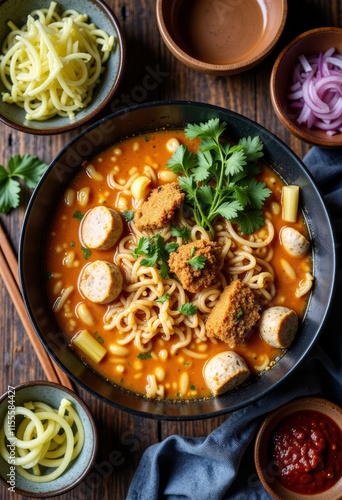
[44,129,312,400]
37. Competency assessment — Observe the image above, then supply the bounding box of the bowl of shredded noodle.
[0,381,97,497]
[0,0,125,134]
[19,101,336,420]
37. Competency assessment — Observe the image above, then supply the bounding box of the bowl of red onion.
[270,27,342,147]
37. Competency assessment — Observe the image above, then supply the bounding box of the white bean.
[131,176,152,199]
[166,138,180,153]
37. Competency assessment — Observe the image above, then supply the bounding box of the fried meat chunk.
[168,239,223,293]
[206,279,260,347]
[134,182,184,231]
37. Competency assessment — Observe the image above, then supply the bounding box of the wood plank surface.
[0,0,341,498]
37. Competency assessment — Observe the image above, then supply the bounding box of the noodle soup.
[44,127,312,400]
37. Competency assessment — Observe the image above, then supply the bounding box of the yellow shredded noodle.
[0,1,115,120]
[0,397,84,482]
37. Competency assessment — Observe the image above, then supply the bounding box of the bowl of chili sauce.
[254,397,342,499]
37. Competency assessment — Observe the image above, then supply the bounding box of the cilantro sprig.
[132,234,178,279]
[0,154,47,213]
[166,119,271,235]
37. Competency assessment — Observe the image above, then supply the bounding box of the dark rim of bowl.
[18,100,337,420]
[0,380,98,497]
[0,0,126,135]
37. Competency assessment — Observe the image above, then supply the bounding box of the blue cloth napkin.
[127,147,342,500]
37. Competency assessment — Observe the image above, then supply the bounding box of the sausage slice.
[203,351,250,396]
[259,306,298,348]
[81,206,123,250]
[79,260,123,304]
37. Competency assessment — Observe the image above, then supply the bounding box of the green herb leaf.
[123,210,135,222]
[179,303,197,316]
[166,119,270,235]
[137,352,152,360]
[81,246,92,260]
[170,225,191,243]
[156,293,170,304]
[7,154,47,188]
[235,310,244,321]
[94,331,104,343]
[133,234,178,279]
[187,255,206,269]
[0,155,47,213]
[73,210,84,220]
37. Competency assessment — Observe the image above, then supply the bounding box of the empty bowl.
[156,0,287,75]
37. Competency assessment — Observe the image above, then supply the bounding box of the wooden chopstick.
[0,221,73,390]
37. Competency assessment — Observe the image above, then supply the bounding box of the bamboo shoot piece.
[72,329,107,363]
[281,185,300,222]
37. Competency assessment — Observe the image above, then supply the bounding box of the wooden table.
[1,1,341,498]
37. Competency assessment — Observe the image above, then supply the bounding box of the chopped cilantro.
[137,352,152,360]
[170,225,191,243]
[144,135,150,142]
[46,272,54,280]
[184,361,191,367]
[187,255,206,269]
[235,310,244,321]
[179,303,197,316]
[81,246,92,260]
[94,331,104,343]
[73,210,83,220]
[0,154,47,213]
[166,118,271,235]
[156,293,170,304]
[123,210,135,222]
[132,234,178,279]
[70,241,75,247]
[190,384,196,391]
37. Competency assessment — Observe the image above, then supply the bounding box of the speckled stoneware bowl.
[0,381,98,497]
[0,0,125,135]
[254,397,342,500]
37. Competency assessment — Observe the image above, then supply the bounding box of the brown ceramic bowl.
[156,0,287,75]
[270,27,342,147]
[0,0,125,135]
[254,397,342,500]
[0,381,97,497]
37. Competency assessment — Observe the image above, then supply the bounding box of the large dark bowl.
[19,101,336,420]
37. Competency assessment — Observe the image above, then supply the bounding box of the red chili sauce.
[270,409,342,494]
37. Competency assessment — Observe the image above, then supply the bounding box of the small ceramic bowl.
[270,27,342,147]
[0,0,125,135]
[254,397,342,500]
[156,0,287,75]
[0,381,98,497]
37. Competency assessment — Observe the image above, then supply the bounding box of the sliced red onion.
[286,48,342,135]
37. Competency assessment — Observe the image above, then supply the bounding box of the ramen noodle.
[44,128,313,400]
[0,1,115,120]
[0,398,84,481]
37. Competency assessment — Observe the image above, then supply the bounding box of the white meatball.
[81,206,123,250]
[259,306,298,348]
[79,260,123,304]
[203,351,250,396]
[280,226,310,257]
